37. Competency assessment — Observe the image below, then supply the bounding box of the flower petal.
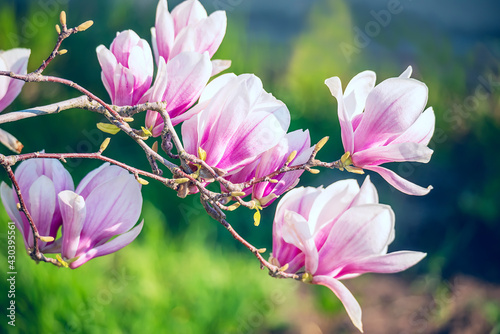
[363,165,433,196]
[317,204,394,275]
[349,175,378,207]
[354,77,428,151]
[58,190,86,260]
[0,182,25,240]
[76,163,129,198]
[282,210,319,274]
[170,10,227,59]
[390,107,435,146]
[81,173,142,242]
[337,251,426,278]
[343,70,376,119]
[171,0,207,34]
[28,175,56,247]
[352,142,433,167]
[153,0,175,63]
[0,48,30,112]
[312,276,363,332]
[325,76,354,153]
[69,220,143,269]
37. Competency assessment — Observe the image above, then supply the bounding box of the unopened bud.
[314,136,329,153]
[253,209,261,227]
[308,168,320,174]
[268,179,279,184]
[136,177,149,185]
[58,49,68,55]
[56,254,69,268]
[99,138,111,152]
[286,150,297,164]
[226,202,240,211]
[60,11,67,26]
[340,151,351,164]
[122,117,134,122]
[76,20,94,32]
[16,203,21,210]
[97,123,120,135]
[279,263,289,272]
[231,191,246,197]
[55,24,61,34]
[39,236,55,242]
[257,248,267,254]
[198,147,207,161]
[152,141,158,153]
[345,166,365,174]
[141,126,152,137]
[174,178,190,184]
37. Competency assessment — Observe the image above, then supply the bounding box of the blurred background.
[1,0,500,333]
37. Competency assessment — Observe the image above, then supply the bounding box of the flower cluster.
[0,0,437,331]
[1,159,143,269]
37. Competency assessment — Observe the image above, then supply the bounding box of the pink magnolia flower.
[271,177,426,332]
[326,66,435,196]
[143,51,212,137]
[225,129,313,208]
[0,159,74,252]
[57,163,143,269]
[0,48,30,112]
[152,0,227,71]
[181,73,291,175]
[96,30,154,106]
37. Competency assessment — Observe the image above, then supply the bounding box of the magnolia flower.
[0,159,74,252]
[58,163,143,269]
[226,129,313,208]
[152,0,228,73]
[0,48,30,112]
[181,73,291,175]
[97,30,154,106]
[326,66,435,196]
[271,177,426,332]
[143,51,212,137]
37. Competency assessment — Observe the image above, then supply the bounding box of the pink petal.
[312,275,363,332]
[352,142,433,167]
[363,165,433,196]
[171,0,207,34]
[354,77,428,151]
[390,107,435,146]
[349,176,378,207]
[58,190,86,260]
[76,163,129,199]
[81,173,142,243]
[69,220,143,269]
[337,251,426,278]
[96,45,118,102]
[164,51,212,122]
[343,70,376,119]
[0,182,25,243]
[281,210,319,274]
[28,176,56,248]
[110,30,141,66]
[0,48,30,112]
[170,11,227,59]
[153,0,175,64]
[112,65,135,106]
[308,179,361,236]
[325,77,354,153]
[317,204,394,275]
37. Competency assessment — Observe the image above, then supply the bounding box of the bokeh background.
[1,0,500,333]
